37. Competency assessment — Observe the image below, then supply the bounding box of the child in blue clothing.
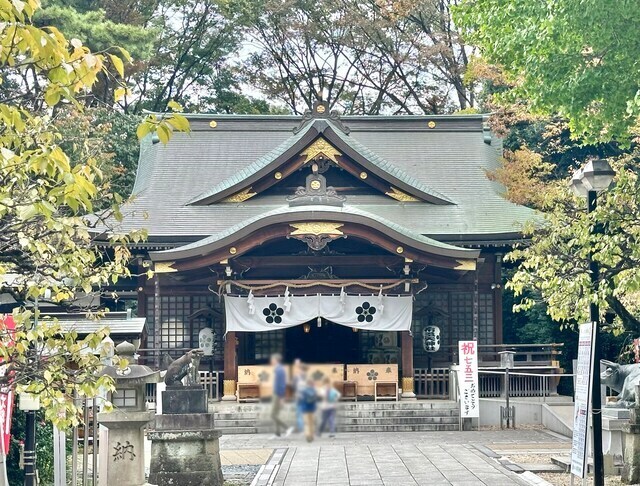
[299,379,318,442]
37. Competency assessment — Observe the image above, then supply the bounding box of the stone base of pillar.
[97,411,154,486]
[221,379,237,401]
[400,377,417,400]
[149,413,223,486]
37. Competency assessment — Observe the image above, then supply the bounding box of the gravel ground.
[223,464,261,485]
[536,473,623,485]
[505,454,623,486]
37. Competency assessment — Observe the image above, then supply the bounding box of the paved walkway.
[219,429,569,486]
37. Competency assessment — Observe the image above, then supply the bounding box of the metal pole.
[505,367,510,428]
[23,410,36,486]
[82,400,88,486]
[588,189,604,486]
[24,295,38,486]
[92,398,97,486]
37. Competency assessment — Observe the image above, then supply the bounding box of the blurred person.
[318,378,340,438]
[270,353,293,438]
[292,359,306,432]
[300,378,318,442]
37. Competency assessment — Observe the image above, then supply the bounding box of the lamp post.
[570,158,615,486]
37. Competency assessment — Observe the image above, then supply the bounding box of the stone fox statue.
[164,349,204,387]
[600,360,640,408]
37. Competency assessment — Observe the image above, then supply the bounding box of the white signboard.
[571,322,595,479]
[458,340,479,418]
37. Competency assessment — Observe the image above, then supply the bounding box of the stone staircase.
[210,400,460,434]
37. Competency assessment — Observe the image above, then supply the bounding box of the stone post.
[621,385,640,483]
[97,341,158,486]
[148,351,223,486]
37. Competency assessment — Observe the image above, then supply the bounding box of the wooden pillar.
[493,254,504,344]
[153,271,162,369]
[222,331,237,401]
[472,265,479,342]
[400,331,416,399]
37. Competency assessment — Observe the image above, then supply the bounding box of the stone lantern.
[97,341,159,486]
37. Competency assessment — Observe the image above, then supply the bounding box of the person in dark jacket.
[270,353,293,438]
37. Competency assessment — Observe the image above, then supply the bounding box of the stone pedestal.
[97,410,154,486]
[162,386,207,414]
[148,412,223,486]
[603,407,629,474]
[622,408,640,483]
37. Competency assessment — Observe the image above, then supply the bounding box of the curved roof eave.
[149,205,479,262]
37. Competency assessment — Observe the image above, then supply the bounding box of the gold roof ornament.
[300,138,342,165]
[385,187,420,202]
[454,259,477,271]
[223,187,257,203]
[289,222,344,236]
[154,262,177,273]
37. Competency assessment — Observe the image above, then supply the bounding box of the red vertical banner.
[0,315,16,455]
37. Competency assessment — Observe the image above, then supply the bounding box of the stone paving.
[219,429,569,486]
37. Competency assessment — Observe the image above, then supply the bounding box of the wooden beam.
[217,278,418,286]
[234,255,404,268]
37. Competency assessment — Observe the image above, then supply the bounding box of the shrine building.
[108,101,534,401]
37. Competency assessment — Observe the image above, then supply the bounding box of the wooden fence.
[414,368,450,399]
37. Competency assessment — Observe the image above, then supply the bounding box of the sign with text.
[0,315,15,456]
[458,340,479,418]
[571,322,595,479]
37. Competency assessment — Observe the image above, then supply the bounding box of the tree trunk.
[606,295,640,335]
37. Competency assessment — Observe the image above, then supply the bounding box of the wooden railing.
[435,343,563,368]
[145,370,223,403]
[415,367,567,400]
[414,368,450,399]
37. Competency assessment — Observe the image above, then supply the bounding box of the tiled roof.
[187,119,452,205]
[110,113,536,245]
[47,313,147,336]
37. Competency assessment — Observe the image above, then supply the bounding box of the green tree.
[505,153,640,334]
[54,108,142,200]
[455,0,640,144]
[0,0,188,427]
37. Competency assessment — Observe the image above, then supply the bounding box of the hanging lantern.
[198,327,215,356]
[303,323,311,333]
[352,327,358,333]
[422,325,441,353]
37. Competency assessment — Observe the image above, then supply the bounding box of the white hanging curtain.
[224,294,412,332]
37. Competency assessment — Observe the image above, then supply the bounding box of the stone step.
[216,423,461,434]
[337,424,460,432]
[210,401,461,434]
[209,401,458,413]
[213,409,459,420]
[215,416,459,427]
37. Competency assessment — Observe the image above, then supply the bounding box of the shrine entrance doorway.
[284,321,359,364]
